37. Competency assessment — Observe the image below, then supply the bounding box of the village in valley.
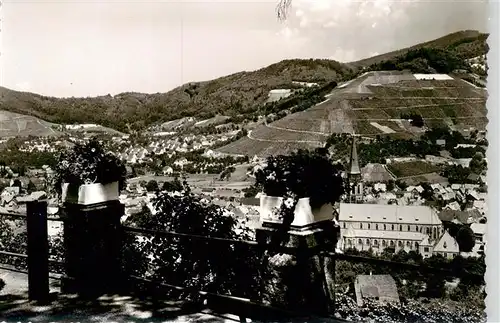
[0,68,489,320]
[0,8,491,318]
[0,118,488,262]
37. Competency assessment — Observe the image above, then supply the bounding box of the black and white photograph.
[0,0,496,322]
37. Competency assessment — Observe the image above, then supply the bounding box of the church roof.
[339,203,441,226]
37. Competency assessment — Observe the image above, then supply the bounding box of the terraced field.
[217,71,488,157]
[0,110,63,137]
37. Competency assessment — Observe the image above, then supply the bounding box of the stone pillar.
[256,220,339,316]
[60,200,125,297]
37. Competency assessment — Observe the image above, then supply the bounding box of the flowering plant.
[53,137,127,195]
[253,148,345,229]
[254,149,344,209]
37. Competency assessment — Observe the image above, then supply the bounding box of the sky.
[0,0,489,98]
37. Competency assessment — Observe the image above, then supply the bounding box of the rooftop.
[339,203,441,225]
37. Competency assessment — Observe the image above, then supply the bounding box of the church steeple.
[346,133,363,203]
[348,134,361,179]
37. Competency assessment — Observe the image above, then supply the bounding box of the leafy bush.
[53,137,127,195]
[456,226,476,252]
[122,180,259,300]
[254,149,344,208]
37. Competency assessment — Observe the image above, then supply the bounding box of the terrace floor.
[0,268,246,322]
[0,268,348,323]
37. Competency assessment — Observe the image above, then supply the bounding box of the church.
[337,134,460,259]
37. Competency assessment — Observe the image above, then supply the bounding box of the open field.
[64,124,125,136]
[217,135,322,158]
[129,172,254,191]
[0,110,63,138]
[249,124,327,142]
[217,70,487,157]
[227,164,253,182]
[387,161,443,178]
[399,172,449,186]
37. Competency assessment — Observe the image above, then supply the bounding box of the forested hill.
[348,30,488,69]
[0,30,488,133]
[0,60,349,133]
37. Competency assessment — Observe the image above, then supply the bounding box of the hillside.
[0,60,349,133]
[216,71,487,158]
[0,110,63,138]
[348,30,488,69]
[0,30,488,133]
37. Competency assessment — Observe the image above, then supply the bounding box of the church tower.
[347,134,363,203]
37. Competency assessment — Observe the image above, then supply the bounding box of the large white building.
[338,203,447,257]
[338,135,461,259]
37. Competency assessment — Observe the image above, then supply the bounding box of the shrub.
[53,137,127,195]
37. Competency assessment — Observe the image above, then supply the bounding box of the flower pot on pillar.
[259,194,334,229]
[61,181,120,205]
[55,138,127,297]
[60,184,124,297]
[247,149,344,316]
[255,195,339,316]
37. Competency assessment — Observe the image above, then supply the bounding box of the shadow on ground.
[0,292,229,322]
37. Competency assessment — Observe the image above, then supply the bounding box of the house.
[467,190,480,201]
[2,186,20,195]
[460,242,484,259]
[25,168,45,177]
[162,166,174,176]
[30,191,47,201]
[470,223,486,244]
[443,201,461,211]
[455,158,472,168]
[373,183,387,193]
[125,166,134,177]
[433,231,460,259]
[472,200,487,215]
[418,235,434,258]
[436,139,446,146]
[430,183,443,193]
[354,274,400,307]
[467,173,480,183]
[439,209,482,225]
[438,191,455,202]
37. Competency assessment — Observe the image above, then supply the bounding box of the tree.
[456,226,476,252]
[11,179,22,188]
[27,180,37,193]
[386,180,395,192]
[123,181,257,300]
[276,0,292,20]
[243,185,260,198]
[162,177,183,192]
[145,180,159,192]
[424,272,446,298]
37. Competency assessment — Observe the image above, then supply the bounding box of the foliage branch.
[53,137,127,195]
[122,177,259,300]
